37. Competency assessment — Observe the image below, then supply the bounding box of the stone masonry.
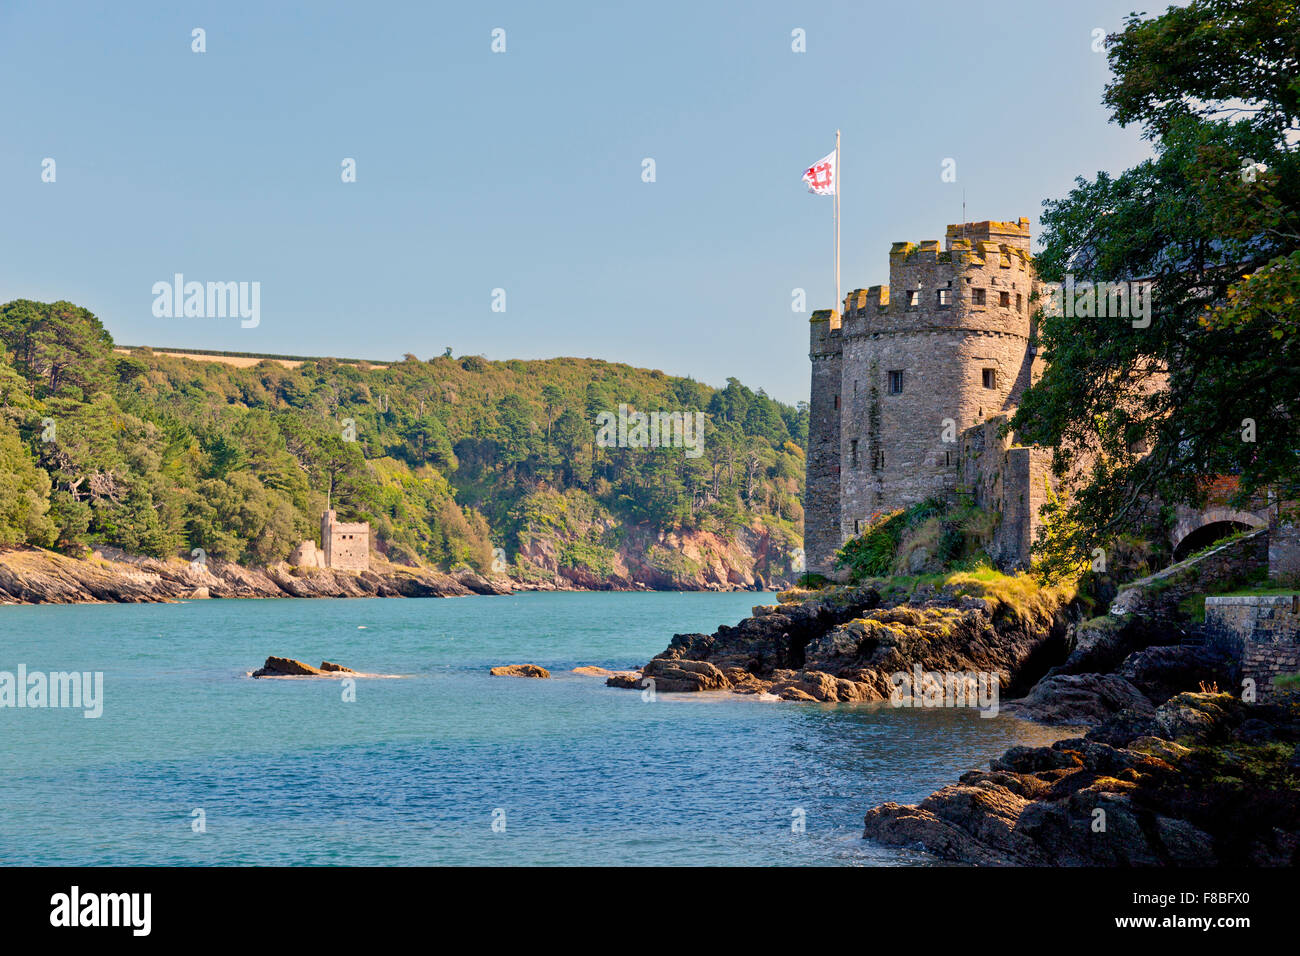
[321,510,370,571]
[806,219,1049,574]
[1205,595,1300,700]
[288,512,371,571]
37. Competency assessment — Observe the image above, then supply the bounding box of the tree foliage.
[0,304,806,572]
[1010,0,1300,569]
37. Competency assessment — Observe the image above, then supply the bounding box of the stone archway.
[1170,506,1269,561]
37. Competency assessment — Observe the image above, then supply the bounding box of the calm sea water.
[0,592,1065,866]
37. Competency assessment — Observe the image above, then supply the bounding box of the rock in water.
[251,657,358,678]
[490,664,551,678]
[251,656,324,677]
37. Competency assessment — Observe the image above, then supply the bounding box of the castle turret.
[805,308,843,575]
[805,218,1042,572]
[321,509,371,571]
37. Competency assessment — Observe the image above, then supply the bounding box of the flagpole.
[834,129,841,318]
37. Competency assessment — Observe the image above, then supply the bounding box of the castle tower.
[806,219,1041,574]
[321,509,371,572]
[805,308,843,577]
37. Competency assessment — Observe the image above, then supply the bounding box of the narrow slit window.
[850,439,859,467]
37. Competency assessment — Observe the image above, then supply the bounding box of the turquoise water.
[0,592,1064,865]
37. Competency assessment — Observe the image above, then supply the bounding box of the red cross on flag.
[802,150,836,196]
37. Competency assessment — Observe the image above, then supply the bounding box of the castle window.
[875,450,885,469]
[936,289,951,308]
[1016,292,1023,312]
[906,290,920,309]
[982,368,997,389]
[999,291,1011,308]
[833,394,839,410]
[888,370,904,394]
[850,439,859,467]
[945,450,953,467]
[972,288,986,306]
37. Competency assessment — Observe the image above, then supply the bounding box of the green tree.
[1010,0,1300,570]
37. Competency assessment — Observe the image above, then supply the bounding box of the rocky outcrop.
[1000,672,1155,725]
[515,517,795,593]
[489,664,551,678]
[0,545,511,604]
[863,691,1300,866]
[0,537,783,605]
[251,656,357,678]
[608,580,1072,702]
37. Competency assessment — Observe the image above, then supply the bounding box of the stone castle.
[806,218,1052,575]
[804,217,1280,576]
[289,510,370,572]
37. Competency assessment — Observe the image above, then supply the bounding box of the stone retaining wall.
[1205,594,1300,699]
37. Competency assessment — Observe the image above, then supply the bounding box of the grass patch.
[834,497,998,581]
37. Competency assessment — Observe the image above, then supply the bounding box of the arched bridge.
[1170,504,1271,561]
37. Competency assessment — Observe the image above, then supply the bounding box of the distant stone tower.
[321,510,370,572]
[806,219,1043,574]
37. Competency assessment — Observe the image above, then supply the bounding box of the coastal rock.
[252,656,325,677]
[250,657,362,678]
[604,671,645,690]
[640,658,729,692]
[454,570,513,595]
[0,545,480,604]
[1117,645,1235,704]
[864,691,1299,866]
[1002,673,1154,725]
[490,664,551,678]
[612,583,1071,705]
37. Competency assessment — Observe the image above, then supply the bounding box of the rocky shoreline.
[606,578,1072,702]
[0,545,780,606]
[607,579,1300,865]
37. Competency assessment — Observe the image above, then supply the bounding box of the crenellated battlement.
[804,215,1046,576]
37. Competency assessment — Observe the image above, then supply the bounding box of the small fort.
[289,510,370,572]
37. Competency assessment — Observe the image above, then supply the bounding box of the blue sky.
[0,0,1158,404]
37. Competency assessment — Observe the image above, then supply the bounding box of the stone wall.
[955,416,1053,569]
[1110,529,1270,620]
[805,310,842,574]
[321,510,370,572]
[289,539,325,569]
[1270,522,1300,585]
[1205,594,1300,699]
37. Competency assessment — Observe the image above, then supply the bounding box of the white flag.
[801,150,836,196]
